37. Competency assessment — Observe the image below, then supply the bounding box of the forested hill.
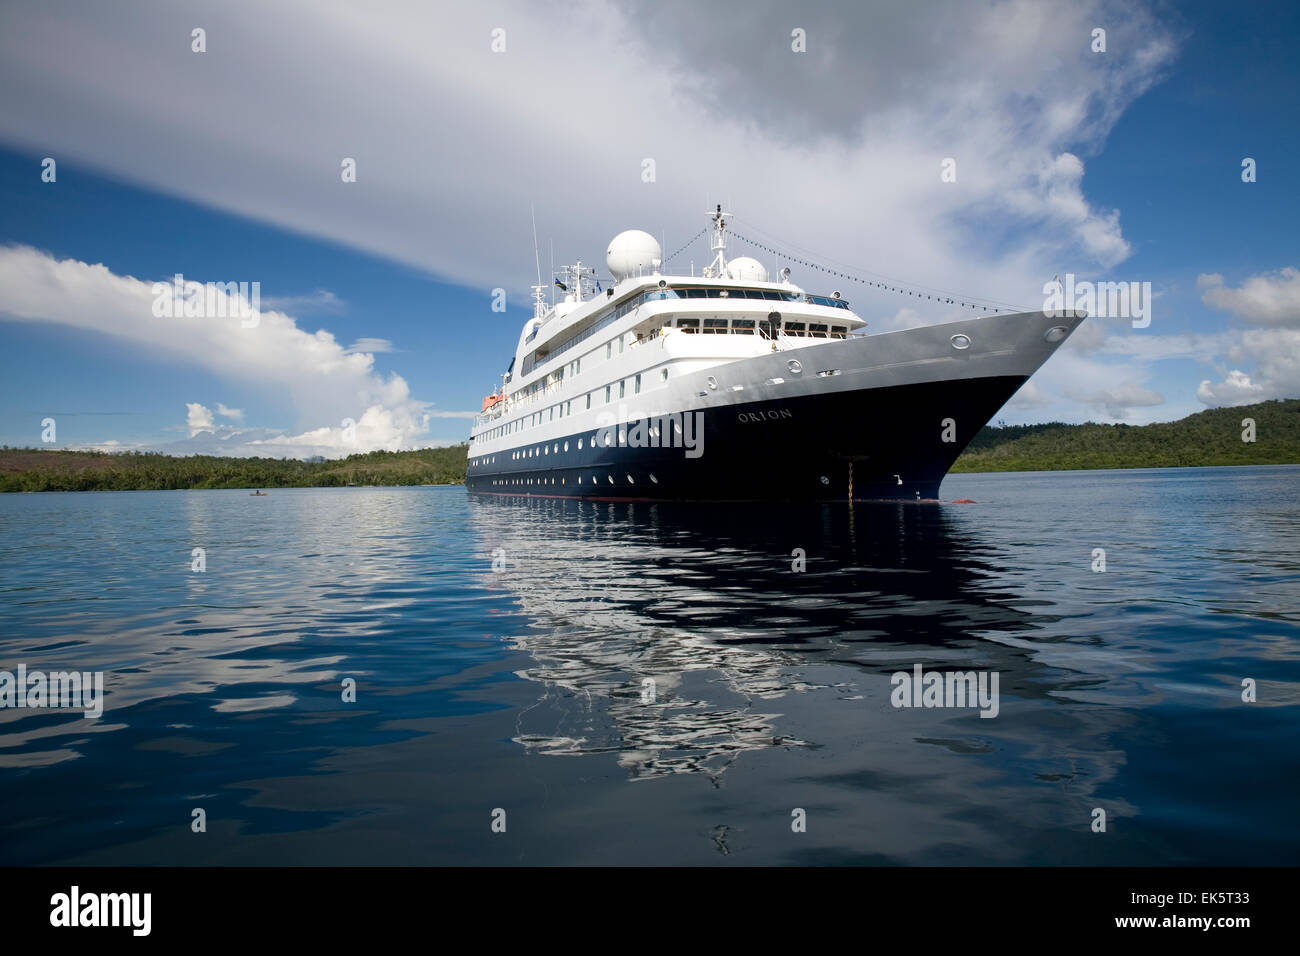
[951,398,1300,472]
[0,445,469,492]
[2,399,1297,491]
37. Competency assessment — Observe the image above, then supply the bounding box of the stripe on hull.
[467,374,1027,501]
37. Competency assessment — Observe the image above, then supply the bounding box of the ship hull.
[467,309,1083,502]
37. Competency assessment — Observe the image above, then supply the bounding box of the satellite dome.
[606,230,662,281]
[726,256,768,283]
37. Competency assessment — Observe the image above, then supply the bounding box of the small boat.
[250,491,268,496]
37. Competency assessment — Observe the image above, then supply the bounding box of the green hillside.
[952,398,1300,472]
[0,445,469,492]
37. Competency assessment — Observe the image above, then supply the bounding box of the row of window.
[473,412,690,465]
[489,473,660,488]
[522,286,853,376]
[476,368,667,444]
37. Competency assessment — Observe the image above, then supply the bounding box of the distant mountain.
[952,398,1300,472]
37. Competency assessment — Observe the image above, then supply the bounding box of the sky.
[0,0,1297,456]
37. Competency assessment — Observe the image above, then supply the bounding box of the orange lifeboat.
[481,389,504,412]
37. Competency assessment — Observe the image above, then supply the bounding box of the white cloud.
[0,246,440,456]
[1193,269,1300,405]
[0,0,1176,313]
[186,402,215,436]
[344,337,395,355]
[1006,379,1051,409]
[1198,268,1300,328]
[216,402,244,422]
[260,289,343,313]
[1072,384,1165,419]
[1197,369,1265,406]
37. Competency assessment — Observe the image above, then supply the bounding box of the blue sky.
[0,0,1297,455]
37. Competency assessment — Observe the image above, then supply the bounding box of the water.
[1,466,1297,865]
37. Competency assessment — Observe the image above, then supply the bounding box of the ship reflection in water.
[471,496,1047,782]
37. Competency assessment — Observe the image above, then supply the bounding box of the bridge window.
[703,318,728,334]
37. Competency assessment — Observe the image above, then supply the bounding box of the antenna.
[531,204,542,287]
[529,204,547,321]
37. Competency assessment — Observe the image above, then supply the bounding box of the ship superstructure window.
[703,318,728,334]
[809,323,829,337]
[832,325,848,338]
[606,343,612,359]
[635,373,642,394]
[586,393,592,409]
[619,380,626,398]
[677,318,700,332]
[660,368,668,381]
[785,321,807,337]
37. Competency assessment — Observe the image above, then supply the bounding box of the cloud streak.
[0,245,458,456]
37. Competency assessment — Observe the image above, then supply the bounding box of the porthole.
[661,368,668,381]
[951,333,972,350]
[626,475,634,483]
[649,474,658,484]
[544,446,548,455]
[563,441,569,452]
[706,376,718,390]
[819,475,829,485]
[787,359,802,374]
[1044,326,1069,343]
[578,439,583,450]
[553,443,559,453]
[607,475,614,484]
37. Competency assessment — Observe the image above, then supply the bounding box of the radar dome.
[606,230,663,281]
[726,256,768,283]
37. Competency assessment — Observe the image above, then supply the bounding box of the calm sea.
[1,466,1297,865]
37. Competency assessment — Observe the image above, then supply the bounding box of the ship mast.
[702,204,732,278]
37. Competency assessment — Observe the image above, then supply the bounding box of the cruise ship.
[467,208,1084,501]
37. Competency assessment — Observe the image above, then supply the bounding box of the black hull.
[467,374,1027,501]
